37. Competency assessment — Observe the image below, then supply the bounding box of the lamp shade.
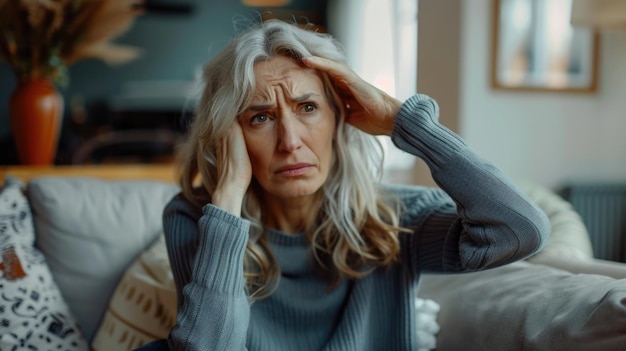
[571,0,626,28]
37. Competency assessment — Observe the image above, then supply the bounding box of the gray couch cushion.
[419,261,626,350]
[26,177,179,342]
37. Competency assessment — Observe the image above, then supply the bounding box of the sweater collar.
[265,228,318,277]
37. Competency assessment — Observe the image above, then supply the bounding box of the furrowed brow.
[247,104,273,111]
[247,93,320,111]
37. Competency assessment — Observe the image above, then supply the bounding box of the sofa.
[1,164,625,351]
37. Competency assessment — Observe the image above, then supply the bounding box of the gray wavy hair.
[177,19,404,299]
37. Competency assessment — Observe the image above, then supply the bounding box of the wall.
[460,0,626,189]
[414,0,461,186]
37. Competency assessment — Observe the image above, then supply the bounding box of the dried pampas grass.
[0,0,144,83]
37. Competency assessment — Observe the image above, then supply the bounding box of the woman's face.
[239,56,336,200]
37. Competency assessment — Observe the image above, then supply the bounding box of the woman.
[139,20,550,350]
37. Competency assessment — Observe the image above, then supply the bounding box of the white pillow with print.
[0,176,88,351]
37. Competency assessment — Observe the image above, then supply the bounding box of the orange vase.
[9,78,63,165]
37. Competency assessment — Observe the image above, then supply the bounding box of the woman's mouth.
[275,163,314,177]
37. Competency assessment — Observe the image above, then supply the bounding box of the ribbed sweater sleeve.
[391,94,551,273]
[163,200,250,351]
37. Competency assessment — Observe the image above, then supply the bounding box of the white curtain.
[327,0,419,170]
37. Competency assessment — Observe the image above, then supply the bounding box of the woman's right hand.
[212,121,252,216]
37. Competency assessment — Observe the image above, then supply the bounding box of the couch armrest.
[529,255,626,280]
[517,180,594,261]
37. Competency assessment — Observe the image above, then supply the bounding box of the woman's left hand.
[302,56,402,136]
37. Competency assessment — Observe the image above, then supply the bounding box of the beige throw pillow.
[91,235,176,351]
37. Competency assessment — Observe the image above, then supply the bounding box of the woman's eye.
[301,102,317,113]
[250,113,270,125]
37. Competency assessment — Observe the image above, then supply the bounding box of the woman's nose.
[277,114,302,152]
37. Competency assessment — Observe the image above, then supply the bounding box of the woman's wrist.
[212,187,245,216]
[383,97,403,136]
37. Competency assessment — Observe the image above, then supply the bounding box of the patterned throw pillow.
[0,176,89,351]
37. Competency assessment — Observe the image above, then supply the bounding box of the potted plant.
[0,0,144,165]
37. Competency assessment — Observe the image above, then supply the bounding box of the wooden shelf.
[0,164,177,184]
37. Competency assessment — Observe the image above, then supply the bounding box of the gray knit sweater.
[161,94,550,350]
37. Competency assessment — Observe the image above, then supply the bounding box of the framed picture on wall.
[491,0,599,93]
